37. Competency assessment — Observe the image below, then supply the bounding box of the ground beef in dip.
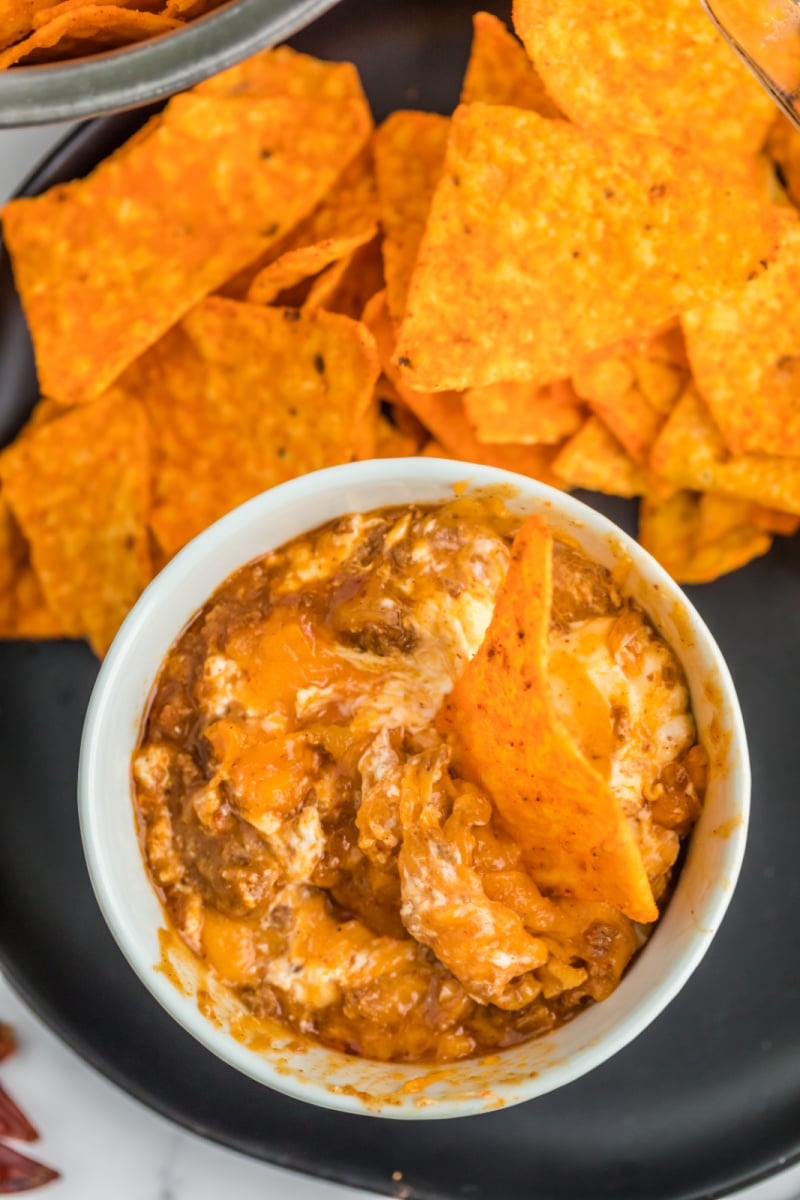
[132,495,706,1062]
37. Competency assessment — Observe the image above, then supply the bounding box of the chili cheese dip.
[132,496,706,1063]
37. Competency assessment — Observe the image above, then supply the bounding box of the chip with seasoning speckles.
[512,0,775,156]
[394,104,782,393]
[2,92,371,405]
[247,228,376,307]
[362,290,562,485]
[111,298,379,559]
[436,513,658,923]
[0,398,151,655]
[682,224,800,458]
[238,149,378,304]
[303,235,385,320]
[373,110,450,324]
[651,386,800,514]
[461,10,561,116]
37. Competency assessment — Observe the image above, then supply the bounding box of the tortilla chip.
[362,290,562,485]
[436,514,657,922]
[195,44,369,105]
[460,11,561,116]
[375,414,420,458]
[767,112,800,210]
[512,0,775,156]
[373,375,428,446]
[749,506,800,536]
[650,386,800,514]
[373,111,449,324]
[639,489,772,584]
[698,0,800,97]
[697,493,760,544]
[0,0,58,51]
[302,235,384,320]
[394,105,781,392]
[0,491,23,595]
[683,223,800,457]
[463,379,584,445]
[31,0,166,25]
[3,93,370,405]
[420,440,450,458]
[114,298,378,557]
[0,6,181,68]
[164,0,219,14]
[572,330,688,464]
[296,254,351,313]
[552,416,649,497]
[578,378,661,466]
[221,147,378,300]
[0,492,60,641]
[629,351,688,416]
[247,229,376,306]
[0,398,151,655]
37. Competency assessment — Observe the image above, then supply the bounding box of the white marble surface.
[1,124,800,1200]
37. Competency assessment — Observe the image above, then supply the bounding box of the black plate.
[1,3,800,1198]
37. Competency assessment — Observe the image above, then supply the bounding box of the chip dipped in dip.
[132,495,706,1063]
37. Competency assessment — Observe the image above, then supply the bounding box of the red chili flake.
[0,1029,16,1065]
[0,1142,59,1193]
[0,1086,38,1143]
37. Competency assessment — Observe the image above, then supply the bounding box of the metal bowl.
[0,0,341,128]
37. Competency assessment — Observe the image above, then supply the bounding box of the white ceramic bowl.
[78,459,750,1119]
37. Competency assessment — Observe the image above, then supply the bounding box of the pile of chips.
[2,5,800,657]
[0,0,225,68]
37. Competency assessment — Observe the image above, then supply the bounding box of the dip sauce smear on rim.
[132,495,706,1063]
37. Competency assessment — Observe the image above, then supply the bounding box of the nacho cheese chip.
[247,229,376,307]
[363,290,561,485]
[682,223,800,457]
[463,379,584,445]
[373,111,450,324]
[512,0,775,156]
[572,329,688,463]
[552,416,649,497]
[394,105,781,392]
[0,0,59,51]
[437,514,657,922]
[195,44,369,104]
[220,142,378,300]
[0,398,151,655]
[461,10,561,115]
[2,92,370,404]
[651,386,800,514]
[30,0,169,26]
[116,298,379,557]
[767,113,800,210]
[0,492,64,638]
[639,490,772,583]
[0,6,181,68]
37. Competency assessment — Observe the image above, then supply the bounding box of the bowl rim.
[0,0,341,128]
[78,457,751,1118]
